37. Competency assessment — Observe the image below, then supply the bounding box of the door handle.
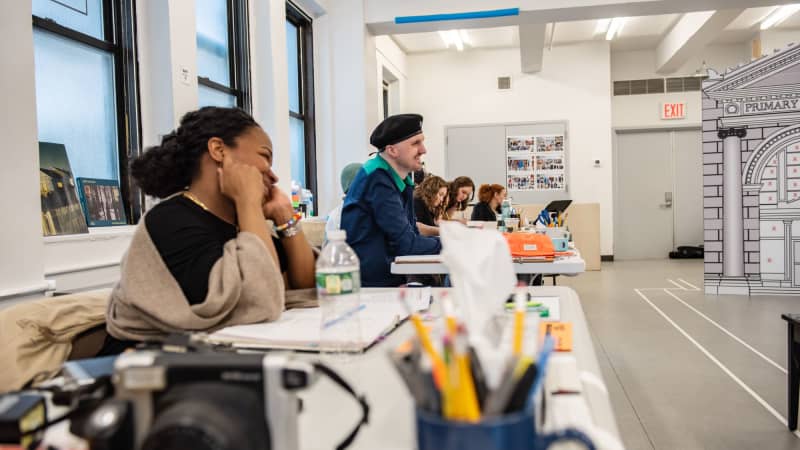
[660,192,673,208]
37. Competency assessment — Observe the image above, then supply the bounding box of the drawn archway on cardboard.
[743,124,800,186]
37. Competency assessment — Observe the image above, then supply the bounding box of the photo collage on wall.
[505,135,566,192]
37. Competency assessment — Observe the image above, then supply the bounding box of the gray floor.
[558,259,800,450]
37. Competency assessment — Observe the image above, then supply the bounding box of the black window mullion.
[32,16,116,52]
[199,77,239,96]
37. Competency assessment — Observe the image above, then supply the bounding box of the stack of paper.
[208,290,431,352]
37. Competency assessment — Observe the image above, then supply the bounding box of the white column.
[250,0,292,193]
[0,1,47,297]
[136,0,199,149]
[785,219,793,282]
[721,128,746,278]
[314,0,379,216]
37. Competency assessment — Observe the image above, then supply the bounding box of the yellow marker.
[453,328,481,422]
[400,290,447,390]
[512,288,526,357]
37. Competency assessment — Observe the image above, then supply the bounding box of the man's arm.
[369,179,441,255]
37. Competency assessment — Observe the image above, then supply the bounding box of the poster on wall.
[505,135,566,192]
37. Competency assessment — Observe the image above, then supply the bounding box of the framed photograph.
[77,178,127,226]
[39,142,89,236]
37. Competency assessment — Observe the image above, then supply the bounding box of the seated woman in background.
[471,183,506,222]
[413,175,448,236]
[102,107,316,354]
[443,176,475,223]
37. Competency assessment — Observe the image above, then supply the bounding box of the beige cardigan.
[107,219,289,342]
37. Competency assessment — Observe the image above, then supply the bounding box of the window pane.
[33,0,105,41]
[286,21,301,113]
[289,116,306,188]
[33,29,119,181]
[196,0,231,87]
[198,85,237,108]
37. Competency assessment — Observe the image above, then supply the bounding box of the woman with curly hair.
[443,176,475,223]
[413,175,449,237]
[102,107,316,354]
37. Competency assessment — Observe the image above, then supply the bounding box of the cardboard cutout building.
[703,43,800,295]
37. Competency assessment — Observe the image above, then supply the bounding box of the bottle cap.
[328,229,346,240]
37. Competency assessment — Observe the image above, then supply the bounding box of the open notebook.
[208,290,431,353]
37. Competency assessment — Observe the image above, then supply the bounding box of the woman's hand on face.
[218,153,264,208]
[262,185,295,224]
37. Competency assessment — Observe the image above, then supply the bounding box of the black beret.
[370,114,424,150]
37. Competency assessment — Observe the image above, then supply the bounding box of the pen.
[321,303,366,329]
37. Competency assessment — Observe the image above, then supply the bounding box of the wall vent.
[497,76,512,90]
[614,76,704,96]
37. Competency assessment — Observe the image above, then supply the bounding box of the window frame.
[32,0,143,224]
[286,1,317,212]
[197,0,252,111]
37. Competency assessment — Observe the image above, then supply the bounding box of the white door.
[615,131,675,260]
[673,130,704,247]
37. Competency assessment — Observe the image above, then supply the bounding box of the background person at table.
[341,113,441,287]
[413,175,448,237]
[103,107,316,354]
[325,162,362,235]
[471,183,506,222]
[443,176,475,223]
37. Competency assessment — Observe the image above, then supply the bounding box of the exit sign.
[661,102,686,120]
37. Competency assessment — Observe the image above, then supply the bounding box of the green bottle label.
[316,271,360,295]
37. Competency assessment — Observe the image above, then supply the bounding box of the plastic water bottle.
[501,199,512,219]
[316,229,362,357]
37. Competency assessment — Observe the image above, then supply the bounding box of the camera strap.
[312,362,370,450]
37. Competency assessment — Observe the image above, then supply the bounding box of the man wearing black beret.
[341,114,442,287]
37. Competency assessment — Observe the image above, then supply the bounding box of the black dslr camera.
[74,350,317,450]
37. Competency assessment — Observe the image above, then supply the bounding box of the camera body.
[79,350,316,450]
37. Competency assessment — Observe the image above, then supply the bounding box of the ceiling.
[391,6,800,54]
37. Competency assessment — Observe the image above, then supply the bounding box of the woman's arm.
[417,222,440,236]
[264,187,316,289]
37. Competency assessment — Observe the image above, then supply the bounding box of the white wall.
[406,42,615,255]
[759,29,800,57]
[0,1,47,298]
[376,36,408,116]
[611,44,750,129]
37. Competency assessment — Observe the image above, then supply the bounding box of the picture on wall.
[39,142,88,236]
[506,137,534,152]
[507,156,532,172]
[505,134,567,192]
[77,178,127,227]
[536,155,565,171]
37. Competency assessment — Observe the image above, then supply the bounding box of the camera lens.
[142,383,270,450]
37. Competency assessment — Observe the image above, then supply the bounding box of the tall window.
[196,0,251,110]
[32,0,141,222]
[286,2,317,205]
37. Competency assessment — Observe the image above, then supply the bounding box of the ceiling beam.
[365,0,794,35]
[655,9,742,74]
[519,23,547,73]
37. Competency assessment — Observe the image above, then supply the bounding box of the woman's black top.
[470,202,499,221]
[98,195,288,355]
[146,195,288,305]
[414,197,437,227]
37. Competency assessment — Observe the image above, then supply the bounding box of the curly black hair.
[130,107,259,198]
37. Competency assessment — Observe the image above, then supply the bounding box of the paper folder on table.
[208,291,429,352]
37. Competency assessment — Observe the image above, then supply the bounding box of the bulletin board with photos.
[506,134,566,192]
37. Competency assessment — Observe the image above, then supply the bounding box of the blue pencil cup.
[415,409,595,450]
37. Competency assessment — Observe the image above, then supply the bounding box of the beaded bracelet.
[274,212,303,232]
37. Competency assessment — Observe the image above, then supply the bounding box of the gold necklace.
[183,191,209,211]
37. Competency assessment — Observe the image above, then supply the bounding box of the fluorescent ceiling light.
[458,30,472,46]
[595,18,611,35]
[761,4,800,30]
[438,29,467,51]
[606,17,626,40]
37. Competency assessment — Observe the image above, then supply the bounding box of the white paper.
[208,291,428,352]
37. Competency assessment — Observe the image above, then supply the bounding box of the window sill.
[43,225,136,245]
